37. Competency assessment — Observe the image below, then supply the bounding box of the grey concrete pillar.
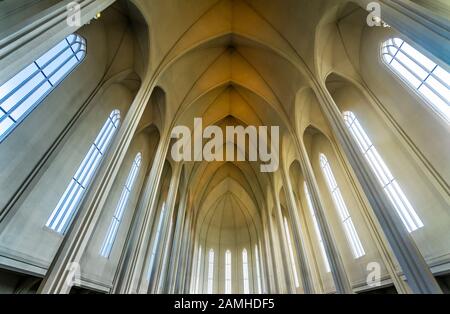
[281,167,315,294]
[312,82,442,294]
[298,141,354,294]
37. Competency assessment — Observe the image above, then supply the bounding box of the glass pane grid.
[304,182,331,272]
[46,111,120,234]
[207,249,214,294]
[320,154,365,259]
[0,34,86,142]
[381,38,450,122]
[343,111,423,233]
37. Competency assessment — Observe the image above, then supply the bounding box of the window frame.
[380,37,450,124]
[100,153,142,258]
[319,154,366,259]
[45,109,120,234]
[225,250,232,294]
[0,34,87,142]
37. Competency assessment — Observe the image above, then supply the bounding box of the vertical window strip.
[195,246,202,294]
[381,38,450,122]
[319,154,365,258]
[304,182,331,272]
[343,112,423,232]
[283,217,300,287]
[100,153,142,257]
[242,249,250,294]
[46,110,120,234]
[0,34,87,141]
[147,203,166,280]
[207,249,215,294]
[225,250,232,294]
[255,245,262,294]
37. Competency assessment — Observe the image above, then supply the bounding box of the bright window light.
[207,249,214,294]
[46,110,120,234]
[343,111,423,232]
[304,182,331,272]
[225,250,232,294]
[320,154,365,259]
[381,38,449,122]
[100,153,142,257]
[242,249,250,294]
[0,34,86,141]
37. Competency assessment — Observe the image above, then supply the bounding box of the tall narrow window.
[381,38,449,122]
[343,112,424,232]
[100,153,142,257]
[207,249,215,294]
[147,203,166,280]
[194,246,202,294]
[304,182,331,272]
[254,245,262,294]
[320,154,365,258]
[242,249,250,294]
[225,250,232,294]
[46,110,120,234]
[283,217,300,287]
[0,34,87,141]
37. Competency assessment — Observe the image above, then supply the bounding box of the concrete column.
[271,184,296,294]
[312,83,442,294]
[174,209,192,293]
[281,167,315,294]
[260,212,276,293]
[115,132,171,294]
[298,141,354,294]
[38,75,159,293]
[153,164,182,293]
[264,207,283,293]
[166,188,188,293]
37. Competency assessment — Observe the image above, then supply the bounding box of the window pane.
[0,34,86,142]
[207,249,214,294]
[100,153,141,257]
[304,182,331,272]
[342,111,423,232]
[46,110,120,234]
[381,38,450,122]
[320,154,365,258]
[225,250,232,294]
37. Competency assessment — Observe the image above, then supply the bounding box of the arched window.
[100,153,142,257]
[225,250,232,294]
[0,34,87,141]
[46,109,120,234]
[320,154,365,258]
[254,245,262,294]
[207,249,215,294]
[242,249,250,294]
[147,203,166,280]
[283,217,300,287]
[194,246,202,294]
[381,38,449,122]
[343,111,424,232]
[304,182,331,272]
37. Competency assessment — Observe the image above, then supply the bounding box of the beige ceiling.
[111,0,371,243]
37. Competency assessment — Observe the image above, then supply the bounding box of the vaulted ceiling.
[117,0,370,240]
